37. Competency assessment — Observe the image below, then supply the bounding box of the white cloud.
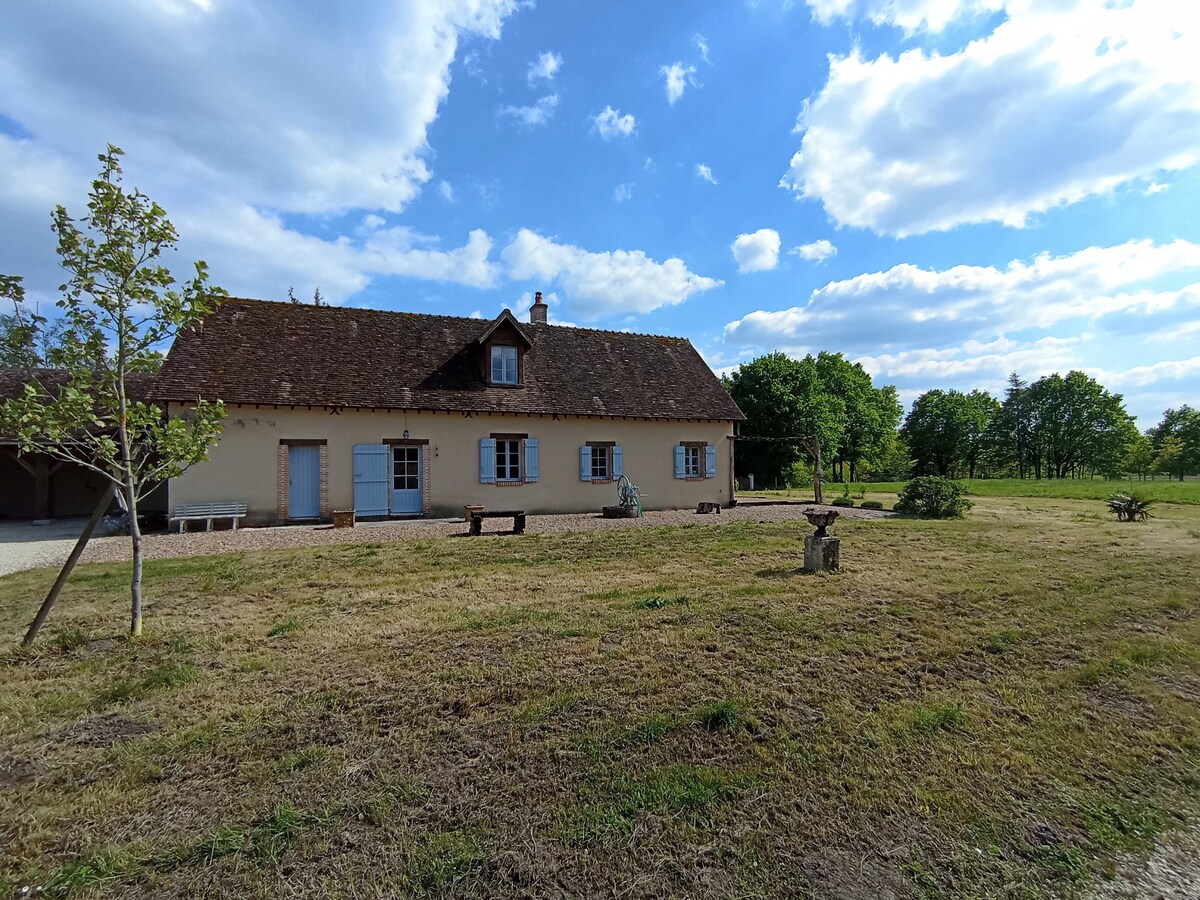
[732,229,782,273]
[527,50,563,84]
[784,0,1200,237]
[438,180,457,203]
[497,94,559,127]
[660,62,697,104]
[790,239,838,262]
[724,239,1200,356]
[1088,356,1200,390]
[501,228,723,320]
[1144,181,1170,195]
[592,106,636,139]
[613,183,634,203]
[510,290,576,327]
[696,164,718,185]
[806,0,1003,33]
[694,34,711,63]
[0,1,523,216]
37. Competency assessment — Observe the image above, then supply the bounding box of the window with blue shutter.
[479,437,496,483]
[705,444,717,479]
[612,445,623,478]
[579,445,592,481]
[674,445,687,479]
[524,438,539,482]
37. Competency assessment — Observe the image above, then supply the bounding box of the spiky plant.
[1106,494,1154,523]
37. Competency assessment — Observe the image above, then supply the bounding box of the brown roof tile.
[154,299,745,421]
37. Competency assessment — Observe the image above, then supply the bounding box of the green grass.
[749,476,1200,505]
[2,495,1199,897]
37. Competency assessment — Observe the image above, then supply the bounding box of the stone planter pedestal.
[464,504,485,523]
[803,535,840,573]
[332,509,355,529]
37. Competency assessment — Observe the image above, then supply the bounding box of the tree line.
[724,354,1199,485]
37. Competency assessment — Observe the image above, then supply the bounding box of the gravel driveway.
[0,501,883,571]
[0,519,89,578]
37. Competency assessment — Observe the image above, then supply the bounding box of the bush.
[1106,494,1153,523]
[831,496,854,507]
[894,476,972,519]
[861,500,883,510]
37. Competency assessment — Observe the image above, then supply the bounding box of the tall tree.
[1149,406,1200,481]
[726,352,845,487]
[1023,372,1135,478]
[0,147,226,637]
[901,389,997,478]
[814,352,902,482]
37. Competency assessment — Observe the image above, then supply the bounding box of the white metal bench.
[171,502,247,533]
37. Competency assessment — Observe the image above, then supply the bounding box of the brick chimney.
[529,290,548,325]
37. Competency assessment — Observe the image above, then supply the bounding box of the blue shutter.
[612,445,623,478]
[674,445,687,479]
[580,445,592,481]
[705,444,717,479]
[524,438,539,482]
[353,444,389,517]
[479,438,496,484]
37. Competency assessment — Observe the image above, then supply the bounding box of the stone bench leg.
[206,518,214,532]
[514,514,526,535]
[232,518,239,531]
[470,514,482,536]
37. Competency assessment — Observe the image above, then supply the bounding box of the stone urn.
[803,509,840,573]
[804,509,839,539]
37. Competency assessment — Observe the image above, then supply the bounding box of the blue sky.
[1,0,1198,426]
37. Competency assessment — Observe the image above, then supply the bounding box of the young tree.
[1149,406,1200,481]
[0,146,226,638]
[1123,433,1157,481]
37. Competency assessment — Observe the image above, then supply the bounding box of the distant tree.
[726,352,845,487]
[1,309,69,368]
[901,389,997,478]
[1022,372,1135,479]
[814,352,902,482]
[0,146,226,639]
[1148,406,1200,481]
[288,286,326,306]
[988,373,1030,477]
[1123,433,1157,481]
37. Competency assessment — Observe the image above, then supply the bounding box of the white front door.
[390,445,422,515]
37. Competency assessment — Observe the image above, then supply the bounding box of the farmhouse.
[156,294,745,523]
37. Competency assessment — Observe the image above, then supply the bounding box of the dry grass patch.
[0,498,1198,897]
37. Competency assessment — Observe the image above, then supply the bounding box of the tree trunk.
[126,479,144,637]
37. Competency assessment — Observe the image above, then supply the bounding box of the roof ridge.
[216,296,694,344]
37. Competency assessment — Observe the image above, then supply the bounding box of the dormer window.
[491,345,519,384]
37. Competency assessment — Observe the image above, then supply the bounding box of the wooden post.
[22,482,116,646]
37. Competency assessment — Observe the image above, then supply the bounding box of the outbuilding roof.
[155,299,745,422]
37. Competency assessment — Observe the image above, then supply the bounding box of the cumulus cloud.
[527,50,562,83]
[592,106,636,140]
[696,164,718,185]
[724,239,1200,357]
[0,1,522,216]
[497,94,559,127]
[732,229,781,273]
[806,0,1003,33]
[660,62,697,104]
[501,228,722,319]
[790,239,837,262]
[784,0,1200,237]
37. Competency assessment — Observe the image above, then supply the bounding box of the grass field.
[749,477,1200,506]
[1,496,1199,898]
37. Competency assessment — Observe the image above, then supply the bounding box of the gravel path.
[1091,826,1200,899]
[50,500,892,568]
[0,519,90,577]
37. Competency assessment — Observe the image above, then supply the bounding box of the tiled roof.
[154,299,745,421]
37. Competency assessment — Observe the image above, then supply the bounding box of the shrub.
[831,496,854,507]
[894,476,972,519]
[861,500,883,510]
[1106,494,1153,523]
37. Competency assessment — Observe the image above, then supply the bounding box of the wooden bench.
[171,502,247,533]
[469,509,526,536]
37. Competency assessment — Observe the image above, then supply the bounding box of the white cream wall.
[169,404,734,520]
